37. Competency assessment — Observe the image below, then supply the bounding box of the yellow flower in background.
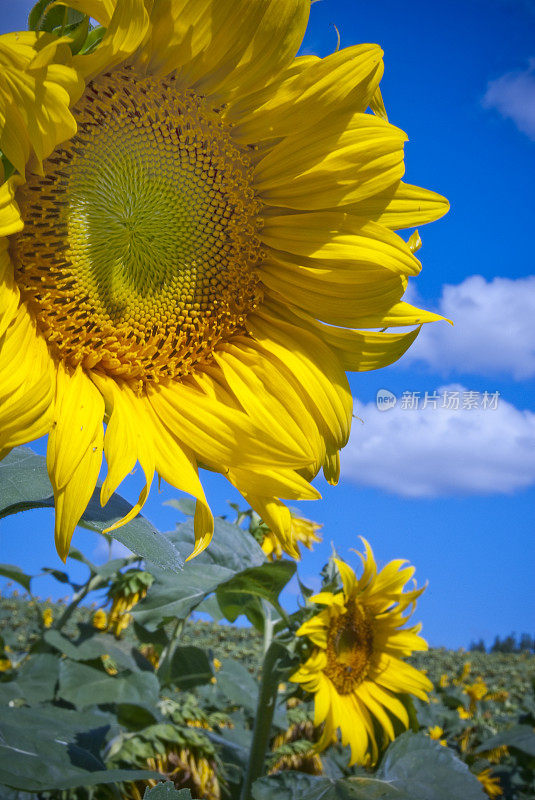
[454,661,472,686]
[42,607,53,628]
[457,705,471,720]
[0,0,448,563]
[262,511,322,560]
[0,657,12,672]
[439,673,449,688]
[477,768,503,799]
[465,677,488,714]
[483,745,509,764]
[428,726,447,746]
[290,539,432,765]
[92,608,108,630]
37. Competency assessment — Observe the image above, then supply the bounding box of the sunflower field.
[1,449,534,799]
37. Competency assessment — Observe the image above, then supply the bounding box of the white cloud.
[482,59,535,139]
[402,275,535,379]
[342,387,535,497]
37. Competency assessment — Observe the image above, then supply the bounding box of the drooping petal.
[90,373,155,527]
[46,364,104,560]
[246,308,353,454]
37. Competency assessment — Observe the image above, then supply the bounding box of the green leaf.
[58,660,159,709]
[15,653,60,704]
[165,497,196,516]
[216,560,296,623]
[0,563,33,593]
[475,724,535,757]
[28,0,55,29]
[252,733,487,800]
[43,629,146,672]
[215,658,259,717]
[133,517,266,629]
[78,24,105,54]
[143,783,192,799]
[0,447,183,572]
[252,773,400,799]
[162,645,213,690]
[376,732,486,800]
[0,705,160,791]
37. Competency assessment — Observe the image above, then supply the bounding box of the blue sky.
[1,0,534,648]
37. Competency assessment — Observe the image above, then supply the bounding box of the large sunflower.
[290,539,432,764]
[0,0,448,561]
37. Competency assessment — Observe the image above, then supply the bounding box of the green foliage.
[0,496,533,799]
[144,784,193,799]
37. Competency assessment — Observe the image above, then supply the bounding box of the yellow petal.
[73,0,149,80]
[261,212,421,276]
[246,308,352,453]
[0,304,55,449]
[53,424,103,561]
[60,0,114,25]
[47,363,104,492]
[90,373,155,529]
[218,338,326,468]
[347,180,450,229]
[158,0,309,101]
[240,494,299,559]
[214,346,319,466]
[0,33,84,175]
[0,239,20,338]
[229,43,383,143]
[266,302,423,372]
[228,465,320,501]
[0,175,24,237]
[334,558,357,599]
[46,365,104,561]
[149,373,311,471]
[255,113,407,210]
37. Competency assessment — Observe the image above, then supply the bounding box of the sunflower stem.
[240,641,281,800]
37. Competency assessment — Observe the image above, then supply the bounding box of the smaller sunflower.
[42,607,53,628]
[290,539,431,765]
[262,511,322,560]
[477,767,503,799]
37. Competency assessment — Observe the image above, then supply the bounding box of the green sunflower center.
[11,68,263,386]
[324,601,374,694]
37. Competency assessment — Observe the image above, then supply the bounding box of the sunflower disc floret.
[0,0,448,562]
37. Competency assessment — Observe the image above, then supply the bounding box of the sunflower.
[290,539,432,765]
[262,510,322,560]
[0,0,448,562]
[476,768,503,799]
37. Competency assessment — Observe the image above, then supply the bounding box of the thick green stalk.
[240,641,282,800]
